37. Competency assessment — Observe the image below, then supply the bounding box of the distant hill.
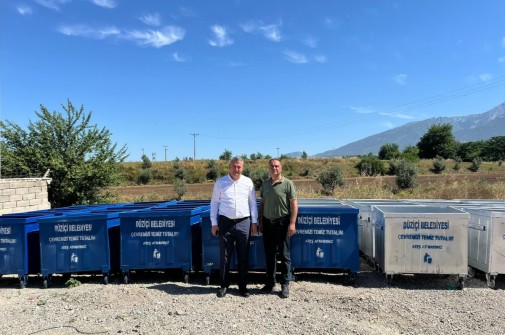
[313,102,505,157]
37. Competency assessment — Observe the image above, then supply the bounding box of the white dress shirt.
[210,174,258,226]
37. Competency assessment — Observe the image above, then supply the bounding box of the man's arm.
[288,198,298,236]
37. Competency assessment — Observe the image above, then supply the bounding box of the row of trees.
[2,101,502,207]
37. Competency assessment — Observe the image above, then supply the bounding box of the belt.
[220,215,250,223]
[264,216,289,224]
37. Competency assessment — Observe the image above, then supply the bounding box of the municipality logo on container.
[71,253,79,263]
[316,247,324,259]
[153,249,161,259]
[423,253,432,264]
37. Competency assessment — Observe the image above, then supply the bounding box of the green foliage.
[453,156,462,171]
[417,123,457,159]
[469,157,482,172]
[316,165,344,194]
[483,136,505,161]
[219,149,232,161]
[301,151,308,159]
[206,160,221,181]
[401,146,420,162]
[395,159,418,189]
[432,155,446,174]
[250,169,269,190]
[141,155,152,169]
[299,168,310,177]
[175,167,188,180]
[137,169,153,184]
[173,178,187,199]
[249,153,257,160]
[457,141,485,162]
[65,278,81,288]
[356,155,386,176]
[0,100,128,207]
[378,143,400,160]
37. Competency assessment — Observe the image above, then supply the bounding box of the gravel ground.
[1,259,505,335]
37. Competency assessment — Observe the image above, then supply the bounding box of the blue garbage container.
[38,212,120,288]
[118,204,206,284]
[0,212,63,288]
[291,204,359,284]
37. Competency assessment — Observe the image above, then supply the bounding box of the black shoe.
[239,288,251,298]
[260,285,274,294]
[217,287,227,298]
[280,284,289,298]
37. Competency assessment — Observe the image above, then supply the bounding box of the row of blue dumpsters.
[0,199,359,288]
[1,198,504,289]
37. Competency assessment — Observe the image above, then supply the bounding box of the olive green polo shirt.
[260,176,297,219]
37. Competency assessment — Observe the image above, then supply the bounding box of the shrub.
[137,169,152,185]
[432,155,446,174]
[356,155,386,176]
[175,167,188,180]
[395,159,418,189]
[469,157,482,172]
[173,178,187,200]
[206,160,221,181]
[250,169,269,190]
[316,165,344,194]
[453,156,462,171]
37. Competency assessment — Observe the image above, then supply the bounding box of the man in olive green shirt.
[259,158,298,298]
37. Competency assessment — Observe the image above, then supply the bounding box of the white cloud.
[394,73,408,86]
[380,112,414,119]
[381,121,395,129]
[34,0,70,11]
[58,24,120,39]
[303,36,317,48]
[140,13,162,27]
[314,54,327,63]
[125,26,185,48]
[179,6,197,17]
[91,0,117,8]
[208,25,233,47]
[17,5,33,15]
[479,73,492,82]
[350,106,375,114]
[172,52,187,62]
[240,21,282,42]
[283,50,308,64]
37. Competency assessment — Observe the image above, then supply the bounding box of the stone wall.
[0,178,52,215]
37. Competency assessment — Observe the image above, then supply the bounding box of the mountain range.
[310,102,505,157]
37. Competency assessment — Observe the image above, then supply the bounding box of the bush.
[175,167,188,180]
[432,155,446,174]
[316,165,344,194]
[137,169,152,185]
[173,178,187,200]
[250,169,269,190]
[356,155,385,176]
[206,160,221,181]
[469,157,482,172]
[141,154,152,169]
[453,156,462,171]
[395,159,418,189]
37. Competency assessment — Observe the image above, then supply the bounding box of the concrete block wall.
[0,178,52,215]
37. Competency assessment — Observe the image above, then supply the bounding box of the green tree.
[141,154,152,169]
[173,178,187,200]
[301,151,308,159]
[206,160,221,181]
[316,165,344,194]
[432,155,446,174]
[483,136,505,161]
[378,143,400,160]
[395,159,418,189]
[401,145,420,162]
[0,100,128,207]
[469,157,482,172]
[417,123,458,159]
[249,169,269,190]
[219,149,232,161]
[457,141,485,162]
[356,155,386,176]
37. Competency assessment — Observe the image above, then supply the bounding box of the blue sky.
[1,0,505,162]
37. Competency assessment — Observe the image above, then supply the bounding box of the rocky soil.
[1,259,504,335]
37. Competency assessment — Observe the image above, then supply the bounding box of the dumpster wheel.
[386,274,394,286]
[43,277,50,289]
[183,273,189,284]
[205,275,210,285]
[458,276,465,290]
[19,276,26,289]
[123,273,129,285]
[486,273,497,289]
[103,274,109,285]
[467,266,475,278]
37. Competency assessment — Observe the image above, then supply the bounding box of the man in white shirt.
[210,156,258,298]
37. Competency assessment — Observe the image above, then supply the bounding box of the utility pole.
[190,133,199,161]
[276,147,280,157]
[163,145,168,162]
[141,148,144,157]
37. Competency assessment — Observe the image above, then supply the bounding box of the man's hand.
[287,222,296,237]
[251,223,258,236]
[211,225,219,237]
